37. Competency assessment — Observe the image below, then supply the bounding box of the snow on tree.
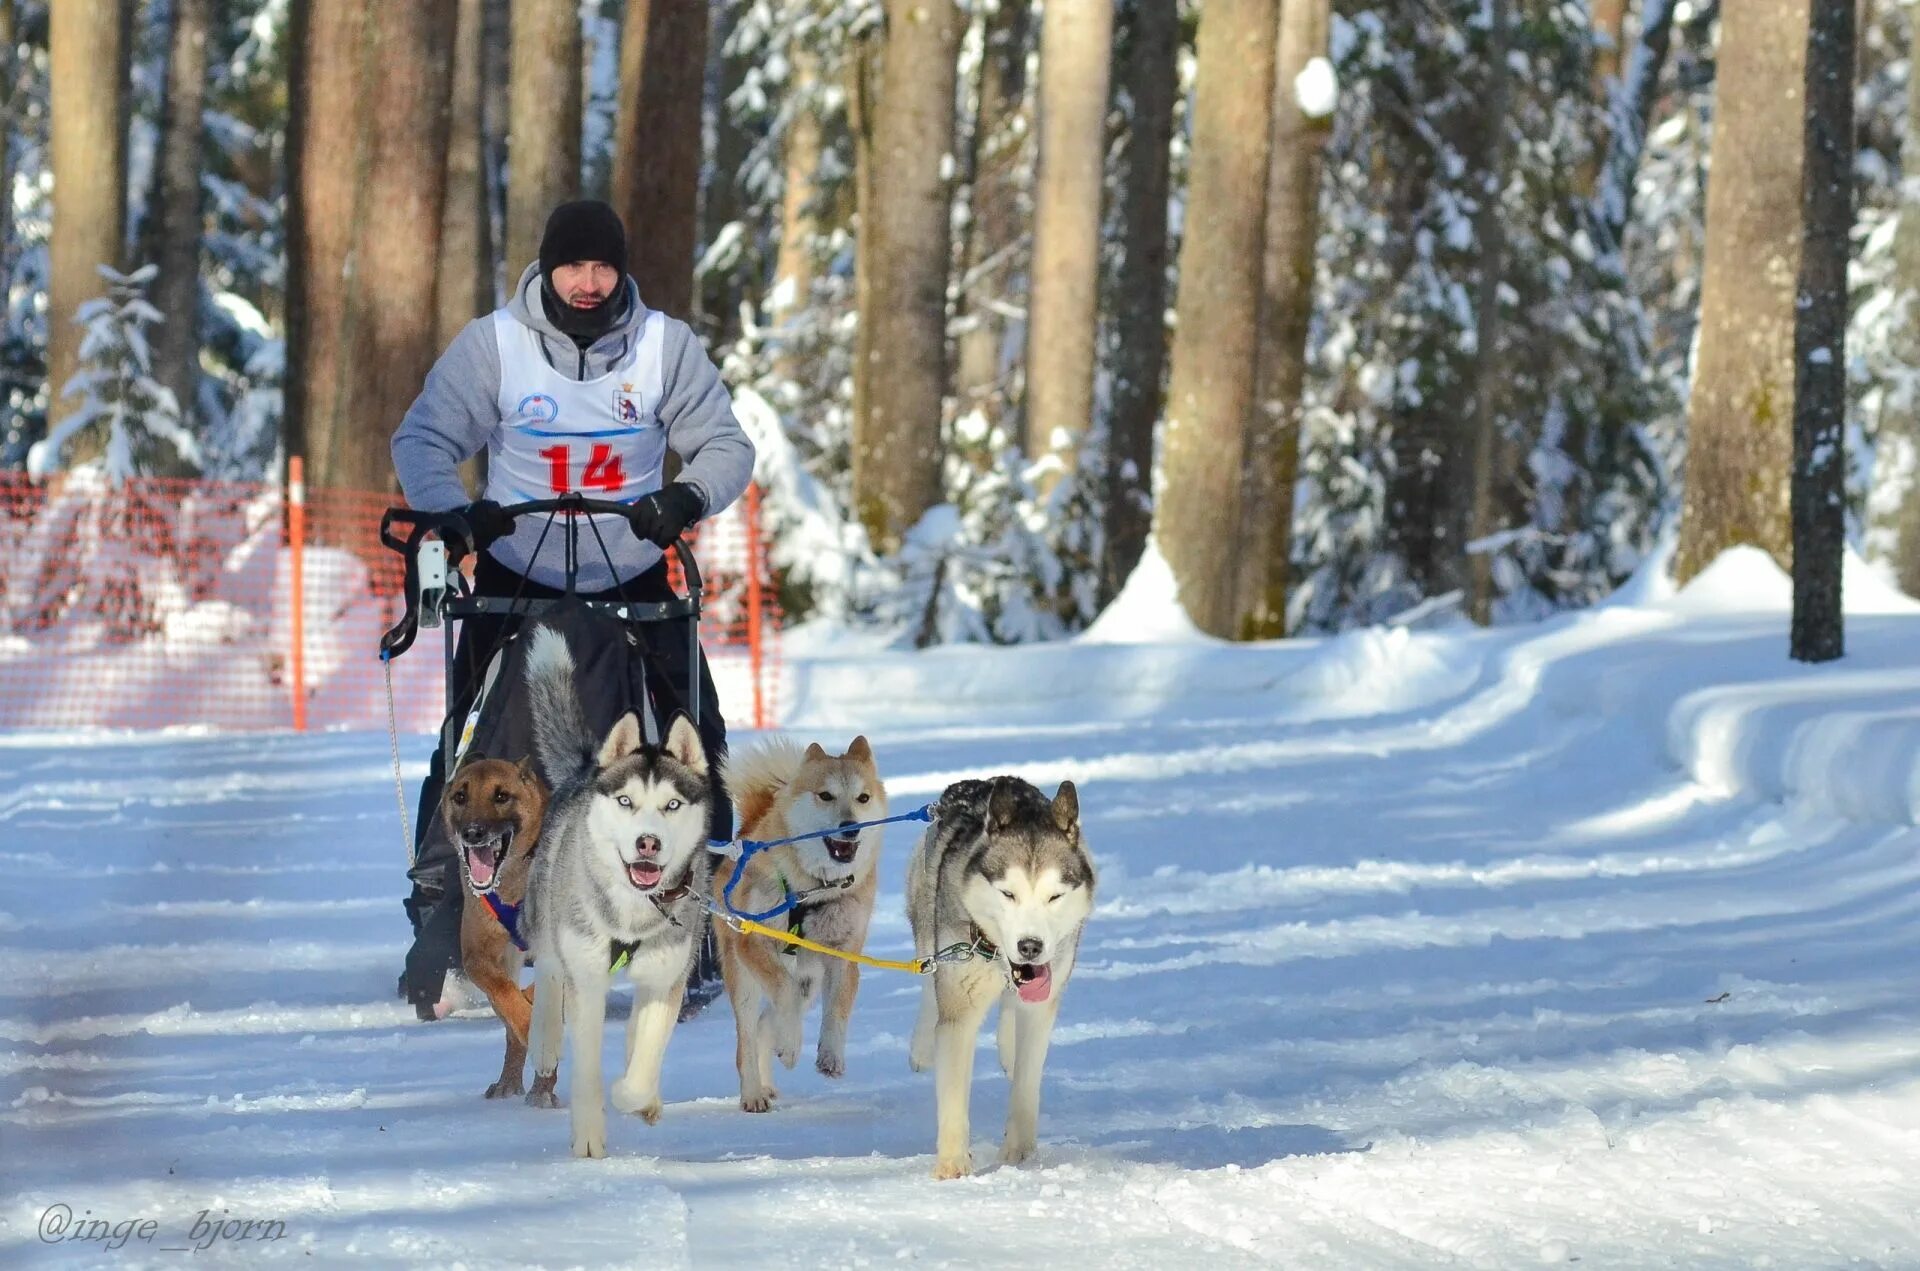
[28,264,199,481]
[1292,3,1667,633]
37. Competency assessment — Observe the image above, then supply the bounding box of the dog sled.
[378,493,729,1019]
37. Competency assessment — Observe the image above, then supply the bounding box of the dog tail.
[726,737,810,834]
[524,626,594,790]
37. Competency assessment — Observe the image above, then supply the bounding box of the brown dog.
[439,756,555,1104]
[715,737,887,1112]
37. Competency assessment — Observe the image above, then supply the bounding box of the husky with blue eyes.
[906,776,1095,1179]
[519,626,713,1158]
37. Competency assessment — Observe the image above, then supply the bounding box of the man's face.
[551,260,619,309]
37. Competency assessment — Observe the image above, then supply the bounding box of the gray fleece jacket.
[391,262,756,590]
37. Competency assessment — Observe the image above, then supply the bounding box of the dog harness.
[478,881,692,971]
[609,881,694,972]
[482,893,529,952]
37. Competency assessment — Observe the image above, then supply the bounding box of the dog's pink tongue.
[629,861,663,888]
[1016,964,1053,1003]
[466,847,496,887]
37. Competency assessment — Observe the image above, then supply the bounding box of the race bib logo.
[515,393,560,426]
[614,384,652,428]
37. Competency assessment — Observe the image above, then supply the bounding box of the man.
[392,199,755,1018]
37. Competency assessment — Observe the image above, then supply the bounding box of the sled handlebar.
[377,495,703,660]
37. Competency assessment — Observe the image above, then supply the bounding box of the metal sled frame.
[380,493,705,718]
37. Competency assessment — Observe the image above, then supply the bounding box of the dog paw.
[525,1071,560,1109]
[485,1076,524,1100]
[571,1117,607,1158]
[932,1155,972,1180]
[610,1078,662,1124]
[816,1048,845,1079]
[999,1138,1037,1167]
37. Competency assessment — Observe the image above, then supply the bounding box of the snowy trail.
[6,554,1920,1267]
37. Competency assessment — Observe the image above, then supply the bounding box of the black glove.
[448,499,514,555]
[627,483,704,548]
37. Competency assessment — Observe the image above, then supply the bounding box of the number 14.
[539,443,627,494]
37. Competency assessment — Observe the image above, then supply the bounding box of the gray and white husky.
[906,776,1096,1178]
[520,626,713,1159]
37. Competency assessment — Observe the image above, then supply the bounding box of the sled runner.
[379,493,729,1018]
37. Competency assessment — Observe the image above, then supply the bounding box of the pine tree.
[287,0,457,500]
[46,0,129,464]
[147,0,212,454]
[29,265,199,480]
[952,0,1032,431]
[614,0,707,318]
[1025,0,1113,469]
[507,0,582,273]
[1099,0,1177,604]
[1293,2,1664,632]
[1791,0,1851,662]
[1156,0,1277,636]
[1237,0,1332,637]
[1675,0,1810,584]
[858,0,963,554]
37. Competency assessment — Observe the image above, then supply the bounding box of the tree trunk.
[47,0,129,447]
[1591,0,1629,109]
[613,0,707,319]
[771,48,824,383]
[146,0,211,448]
[437,0,493,350]
[1674,0,1809,584]
[1025,0,1113,470]
[857,0,963,553]
[1156,0,1278,636]
[1465,0,1511,626]
[1591,0,1677,255]
[1880,2,1920,595]
[1235,0,1330,637]
[953,0,1030,430]
[483,0,510,301]
[0,0,17,301]
[848,32,879,479]
[700,0,753,342]
[286,0,360,492]
[507,0,581,274]
[289,0,457,500]
[1101,0,1177,605]
[1791,0,1851,662]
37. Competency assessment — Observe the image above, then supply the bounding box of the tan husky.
[715,737,887,1111]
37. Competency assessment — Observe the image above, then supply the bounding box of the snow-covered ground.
[7,547,1920,1267]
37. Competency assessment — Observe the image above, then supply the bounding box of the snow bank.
[1078,539,1209,645]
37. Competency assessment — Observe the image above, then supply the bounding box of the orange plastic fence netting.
[0,468,782,734]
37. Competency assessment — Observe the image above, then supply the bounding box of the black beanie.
[538,199,628,281]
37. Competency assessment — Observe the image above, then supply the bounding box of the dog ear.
[804,741,828,762]
[1051,780,1079,832]
[515,755,539,787]
[664,713,709,775]
[846,735,872,764]
[598,712,643,766]
[988,780,1021,831]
